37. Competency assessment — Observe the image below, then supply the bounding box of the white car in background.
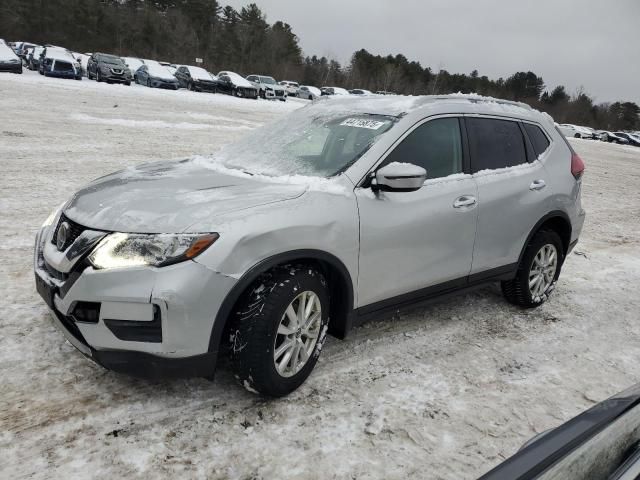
[122,57,144,77]
[279,80,300,96]
[558,124,594,139]
[321,86,350,96]
[298,85,322,100]
[349,89,374,95]
[0,39,23,74]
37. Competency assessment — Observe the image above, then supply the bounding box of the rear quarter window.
[523,123,551,157]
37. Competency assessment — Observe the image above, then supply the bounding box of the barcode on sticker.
[340,118,385,130]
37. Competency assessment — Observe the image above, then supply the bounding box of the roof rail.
[424,93,533,110]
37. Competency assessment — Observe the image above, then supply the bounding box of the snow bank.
[69,113,252,131]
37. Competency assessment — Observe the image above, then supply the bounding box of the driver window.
[384,118,463,179]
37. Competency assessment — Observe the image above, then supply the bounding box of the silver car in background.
[34,95,585,396]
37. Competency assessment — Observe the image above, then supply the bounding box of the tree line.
[1,0,638,130]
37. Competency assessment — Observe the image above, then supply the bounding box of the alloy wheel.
[529,244,558,298]
[273,291,322,378]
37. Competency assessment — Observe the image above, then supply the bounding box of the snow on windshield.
[188,66,213,81]
[200,104,397,177]
[147,63,175,79]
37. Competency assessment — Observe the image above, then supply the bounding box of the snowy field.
[1,71,640,480]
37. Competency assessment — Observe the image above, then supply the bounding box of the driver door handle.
[530,179,547,191]
[453,195,477,208]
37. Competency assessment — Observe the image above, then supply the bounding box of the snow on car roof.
[183,65,213,81]
[218,71,254,88]
[310,93,540,120]
[0,42,19,61]
[44,48,76,62]
[146,63,176,79]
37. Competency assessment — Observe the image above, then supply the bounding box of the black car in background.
[87,53,131,85]
[174,65,218,92]
[479,384,640,480]
[135,63,179,90]
[0,40,23,73]
[216,71,259,99]
[614,132,640,147]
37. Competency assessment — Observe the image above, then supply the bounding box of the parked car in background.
[599,131,629,144]
[321,86,350,96]
[0,40,23,73]
[174,65,218,92]
[558,124,594,139]
[27,45,44,71]
[35,95,584,396]
[278,80,300,96]
[87,53,132,85]
[135,63,179,89]
[39,47,82,79]
[216,71,259,99]
[298,85,322,100]
[122,57,144,77]
[349,89,374,95]
[375,90,394,95]
[613,132,640,147]
[246,75,287,100]
[14,42,36,60]
[480,384,640,480]
[73,53,91,77]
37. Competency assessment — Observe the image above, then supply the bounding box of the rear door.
[466,116,553,275]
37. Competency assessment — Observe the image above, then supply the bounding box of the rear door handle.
[453,195,477,208]
[530,179,547,191]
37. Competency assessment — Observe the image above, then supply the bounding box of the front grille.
[51,214,86,249]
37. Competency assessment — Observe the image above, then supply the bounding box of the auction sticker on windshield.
[340,118,386,129]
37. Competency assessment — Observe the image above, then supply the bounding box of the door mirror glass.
[374,163,427,192]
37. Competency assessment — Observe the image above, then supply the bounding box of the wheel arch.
[208,249,355,355]
[518,211,572,266]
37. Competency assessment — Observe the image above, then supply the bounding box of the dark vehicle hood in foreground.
[63,159,306,233]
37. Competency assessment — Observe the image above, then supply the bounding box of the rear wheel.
[228,265,330,397]
[574,133,581,138]
[502,230,564,308]
[96,70,102,82]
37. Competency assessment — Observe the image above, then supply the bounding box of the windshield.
[100,55,123,65]
[207,108,396,177]
[189,66,212,80]
[260,76,276,84]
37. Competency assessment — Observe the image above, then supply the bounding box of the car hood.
[63,159,307,233]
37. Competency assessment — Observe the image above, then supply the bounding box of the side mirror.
[373,163,427,192]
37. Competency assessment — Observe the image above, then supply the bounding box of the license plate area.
[36,274,56,309]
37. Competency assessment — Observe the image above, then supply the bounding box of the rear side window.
[467,118,527,172]
[523,123,551,157]
[384,118,463,179]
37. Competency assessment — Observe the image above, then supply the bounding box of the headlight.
[89,233,219,270]
[42,203,65,228]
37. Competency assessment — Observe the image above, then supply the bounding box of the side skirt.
[352,263,517,327]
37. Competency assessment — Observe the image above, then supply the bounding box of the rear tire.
[228,265,330,397]
[501,230,564,308]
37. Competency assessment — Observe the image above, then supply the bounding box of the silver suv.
[34,95,586,396]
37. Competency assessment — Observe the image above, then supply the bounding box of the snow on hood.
[63,158,310,233]
[0,42,20,62]
[147,63,176,80]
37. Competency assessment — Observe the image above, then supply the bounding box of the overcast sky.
[224,0,640,104]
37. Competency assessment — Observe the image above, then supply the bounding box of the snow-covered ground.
[1,71,640,479]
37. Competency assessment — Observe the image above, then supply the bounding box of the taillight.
[571,153,585,180]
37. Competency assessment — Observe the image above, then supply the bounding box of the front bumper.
[34,220,237,378]
[102,71,131,83]
[150,79,179,89]
[0,62,22,73]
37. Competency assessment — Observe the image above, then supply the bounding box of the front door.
[356,117,479,308]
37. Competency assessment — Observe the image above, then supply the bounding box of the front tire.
[229,265,330,397]
[502,230,564,308]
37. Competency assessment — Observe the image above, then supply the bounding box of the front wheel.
[502,230,564,308]
[229,265,330,397]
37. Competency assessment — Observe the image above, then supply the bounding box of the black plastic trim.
[517,211,572,265]
[92,350,216,379]
[354,263,517,325]
[104,305,162,343]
